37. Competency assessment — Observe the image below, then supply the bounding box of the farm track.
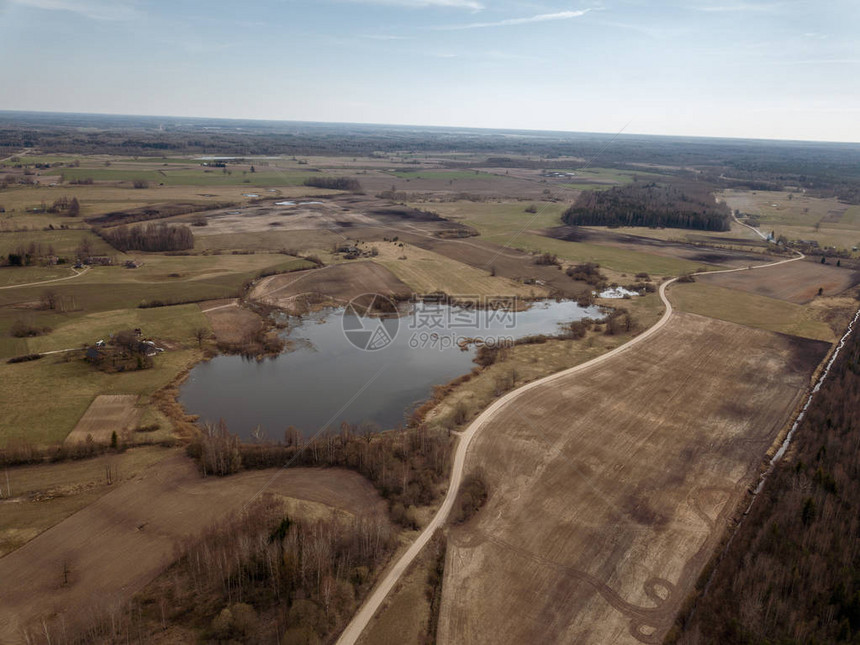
[336,247,805,645]
[0,266,89,290]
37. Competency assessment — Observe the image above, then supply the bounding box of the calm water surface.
[180,300,600,440]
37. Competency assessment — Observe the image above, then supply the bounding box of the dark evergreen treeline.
[562,181,731,231]
[98,222,194,251]
[302,176,362,192]
[672,317,860,644]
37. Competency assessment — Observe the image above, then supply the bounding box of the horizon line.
[1,108,859,147]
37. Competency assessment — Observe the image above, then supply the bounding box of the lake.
[179,299,601,441]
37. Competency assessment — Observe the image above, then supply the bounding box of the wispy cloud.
[695,2,780,12]
[482,49,545,61]
[343,0,485,9]
[437,8,593,30]
[360,34,412,40]
[772,58,860,65]
[428,49,545,61]
[8,0,139,20]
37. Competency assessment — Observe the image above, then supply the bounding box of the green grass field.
[0,255,312,356]
[1,155,82,166]
[422,200,713,275]
[388,170,498,180]
[0,248,314,445]
[0,348,200,446]
[24,303,209,354]
[839,205,860,228]
[59,167,315,187]
[117,157,203,164]
[425,201,566,238]
[512,233,714,275]
[0,229,114,258]
[669,281,835,342]
[0,266,81,287]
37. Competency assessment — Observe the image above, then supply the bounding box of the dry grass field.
[437,313,829,645]
[0,455,388,644]
[390,233,590,298]
[63,394,141,445]
[720,189,860,254]
[696,259,859,303]
[358,545,437,645]
[251,261,412,312]
[370,241,549,299]
[0,446,171,557]
[199,299,259,345]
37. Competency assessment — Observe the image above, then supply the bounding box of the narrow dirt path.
[335,247,805,645]
[0,266,90,290]
[199,299,239,313]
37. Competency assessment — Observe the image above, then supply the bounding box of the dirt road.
[336,251,806,645]
[0,266,89,290]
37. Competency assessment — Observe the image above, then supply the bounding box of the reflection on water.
[179,300,601,441]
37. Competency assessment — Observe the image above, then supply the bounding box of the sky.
[0,0,858,142]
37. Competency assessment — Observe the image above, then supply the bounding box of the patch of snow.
[275,201,296,206]
[299,201,324,205]
[242,193,260,198]
[598,287,640,299]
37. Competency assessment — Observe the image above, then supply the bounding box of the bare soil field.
[437,312,829,645]
[0,454,387,643]
[190,197,382,237]
[697,259,860,303]
[63,395,141,446]
[190,195,470,239]
[251,261,412,312]
[541,225,774,268]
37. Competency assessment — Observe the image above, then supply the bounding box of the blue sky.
[0,0,858,141]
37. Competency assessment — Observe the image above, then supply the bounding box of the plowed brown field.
[0,455,386,643]
[437,313,828,645]
[697,259,859,303]
[64,395,140,445]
